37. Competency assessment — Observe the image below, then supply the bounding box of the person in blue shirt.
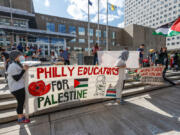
[17,43,23,52]
[59,49,70,65]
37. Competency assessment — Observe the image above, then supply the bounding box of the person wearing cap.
[7,50,30,123]
[114,47,129,104]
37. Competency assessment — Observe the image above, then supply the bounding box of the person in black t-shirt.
[137,44,145,67]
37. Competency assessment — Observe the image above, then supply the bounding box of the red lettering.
[52,67,55,77]
[88,67,93,75]
[45,67,52,79]
[93,67,99,75]
[37,68,44,79]
[78,67,83,76]
[68,67,75,76]
[83,67,88,75]
[98,68,103,75]
[103,68,108,74]
[55,67,61,77]
[112,68,119,75]
[61,67,67,77]
[106,68,111,75]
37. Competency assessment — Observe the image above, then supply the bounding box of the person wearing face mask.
[114,47,129,104]
[7,50,30,123]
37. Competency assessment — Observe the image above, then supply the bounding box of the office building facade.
[125,0,180,50]
[0,0,165,57]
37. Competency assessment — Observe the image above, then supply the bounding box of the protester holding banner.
[92,43,99,65]
[7,50,30,123]
[114,47,129,104]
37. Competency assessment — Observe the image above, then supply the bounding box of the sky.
[33,0,125,28]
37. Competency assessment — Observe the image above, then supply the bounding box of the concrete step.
[166,71,180,77]
[124,81,148,89]
[124,75,180,89]
[0,109,17,124]
[0,81,180,124]
[123,80,180,97]
[0,72,180,124]
[0,98,16,111]
[0,90,14,100]
[167,75,180,80]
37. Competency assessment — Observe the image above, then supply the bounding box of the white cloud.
[118,22,124,28]
[45,0,50,7]
[66,0,124,25]
[67,4,87,20]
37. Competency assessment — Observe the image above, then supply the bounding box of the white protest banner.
[98,51,140,68]
[25,65,125,114]
[138,66,165,85]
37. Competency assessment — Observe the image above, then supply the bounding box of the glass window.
[70,38,76,43]
[78,27,85,35]
[79,38,85,43]
[13,19,28,28]
[58,24,66,33]
[74,47,82,51]
[96,30,101,37]
[0,17,10,26]
[69,26,76,34]
[112,32,116,39]
[51,38,64,44]
[103,31,106,38]
[85,48,93,52]
[90,39,93,44]
[46,22,55,32]
[37,37,49,43]
[89,29,94,36]
[112,41,115,46]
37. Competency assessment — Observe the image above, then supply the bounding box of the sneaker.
[18,117,30,124]
[116,99,125,105]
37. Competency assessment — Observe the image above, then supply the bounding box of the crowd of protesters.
[137,44,178,86]
[138,44,179,71]
[1,44,71,65]
[0,42,179,123]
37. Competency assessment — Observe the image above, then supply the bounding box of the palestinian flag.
[153,17,180,37]
[74,78,88,88]
[106,88,116,97]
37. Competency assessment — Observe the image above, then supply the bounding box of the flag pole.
[97,0,100,45]
[88,0,90,56]
[106,0,109,51]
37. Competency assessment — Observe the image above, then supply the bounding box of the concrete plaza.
[0,85,180,135]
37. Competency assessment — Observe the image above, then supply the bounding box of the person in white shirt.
[7,50,30,123]
[114,47,129,104]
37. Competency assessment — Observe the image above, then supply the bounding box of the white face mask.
[19,55,25,63]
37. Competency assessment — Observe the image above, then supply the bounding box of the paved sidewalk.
[0,86,180,135]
